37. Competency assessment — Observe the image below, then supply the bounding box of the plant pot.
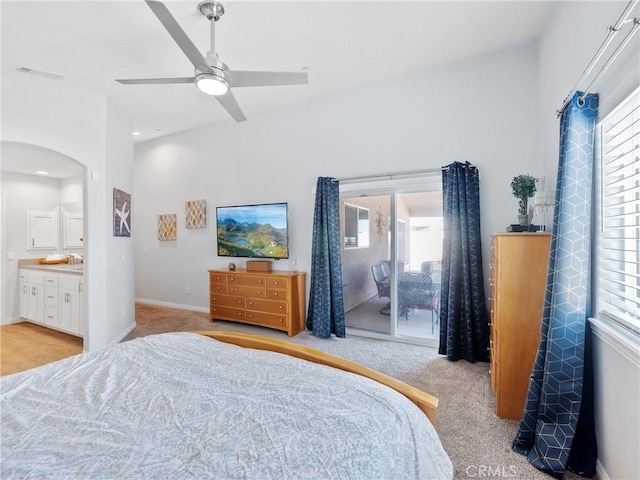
[518,214,529,226]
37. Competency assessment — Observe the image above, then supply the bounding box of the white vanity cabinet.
[59,275,82,335]
[19,268,83,338]
[26,271,45,325]
[27,211,59,250]
[44,275,59,328]
[19,272,27,318]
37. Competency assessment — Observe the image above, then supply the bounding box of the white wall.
[1,171,62,323]
[134,43,539,311]
[537,0,640,192]
[1,75,135,350]
[537,2,640,479]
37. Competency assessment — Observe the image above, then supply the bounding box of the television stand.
[209,269,306,336]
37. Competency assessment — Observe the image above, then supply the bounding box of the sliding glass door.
[340,178,442,346]
[341,194,392,335]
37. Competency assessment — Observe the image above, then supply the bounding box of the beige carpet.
[127,303,582,480]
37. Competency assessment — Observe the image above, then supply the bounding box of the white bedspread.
[1,332,452,479]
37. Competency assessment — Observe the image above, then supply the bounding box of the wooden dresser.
[490,233,551,420]
[209,269,306,337]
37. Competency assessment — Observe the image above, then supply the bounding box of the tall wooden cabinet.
[209,269,306,337]
[490,233,551,420]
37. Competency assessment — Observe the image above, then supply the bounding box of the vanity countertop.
[19,261,84,276]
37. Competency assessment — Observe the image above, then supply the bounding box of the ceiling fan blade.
[215,90,247,122]
[228,71,308,88]
[117,77,195,85]
[145,0,211,72]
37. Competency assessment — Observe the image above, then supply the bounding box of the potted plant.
[511,174,537,226]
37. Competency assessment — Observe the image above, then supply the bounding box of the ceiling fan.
[116,0,309,122]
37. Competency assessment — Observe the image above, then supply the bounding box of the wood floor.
[0,322,83,376]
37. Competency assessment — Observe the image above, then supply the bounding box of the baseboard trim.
[107,321,137,347]
[1,316,23,326]
[135,298,209,314]
[595,459,610,480]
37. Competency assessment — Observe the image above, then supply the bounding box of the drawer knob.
[249,314,253,318]
[258,291,262,295]
[249,302,253,306]
[278,319,283,323]
[212,308,217,312]
[238,300,242,304]
[230,288,235,292]
[258,280,263,284]
[274,281,279,285]
[274,292,278,296]
[238,312,242,317]
[279,306,283,310]
[212,297,216,301]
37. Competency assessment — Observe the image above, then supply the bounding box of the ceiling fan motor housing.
[198,1,224,21]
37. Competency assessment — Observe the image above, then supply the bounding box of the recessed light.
[132,131,141,136]
[35,170,49,175]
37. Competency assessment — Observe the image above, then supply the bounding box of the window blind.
[595,86,640,335]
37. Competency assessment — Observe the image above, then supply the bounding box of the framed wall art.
[158,214,177,241]
[113,188,131,237]
[185,199,206,229]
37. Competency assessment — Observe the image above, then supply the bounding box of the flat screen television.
[216,202,289,259]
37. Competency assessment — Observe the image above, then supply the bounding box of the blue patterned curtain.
[513,92,599,478]
[306,177,346,338]
[439,162,489,362]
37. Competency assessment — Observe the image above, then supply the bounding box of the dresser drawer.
[210,284,228,294]
[246,298,288,314]
[228,274,266,287]
[210,273,228,284]
[266,277,288,289]
[210,305,245,321]
[211,294,245,309]
[228,285,265,298]
[245,311,288,329]
[265,289,287,301]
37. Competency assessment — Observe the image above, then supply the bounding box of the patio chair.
[372,264,391,315]
[398,272,439,333]
[380,260,391,279]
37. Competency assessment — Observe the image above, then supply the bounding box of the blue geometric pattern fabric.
[513,92,598,478]
[306,177,346,338]
[438,162,489,362]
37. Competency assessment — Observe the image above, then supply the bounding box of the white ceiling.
[1,0,554,176]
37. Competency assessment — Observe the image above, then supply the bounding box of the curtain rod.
[556,0,639,117]
[336,164,477,184]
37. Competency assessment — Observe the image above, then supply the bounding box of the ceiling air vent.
[15,65,66,81]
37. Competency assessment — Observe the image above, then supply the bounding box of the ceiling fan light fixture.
[195,71,229,96]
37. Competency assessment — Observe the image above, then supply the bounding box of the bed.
[0,331,453,479]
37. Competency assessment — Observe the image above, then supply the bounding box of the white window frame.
[343,203,370,249]
[594,86,640,337]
